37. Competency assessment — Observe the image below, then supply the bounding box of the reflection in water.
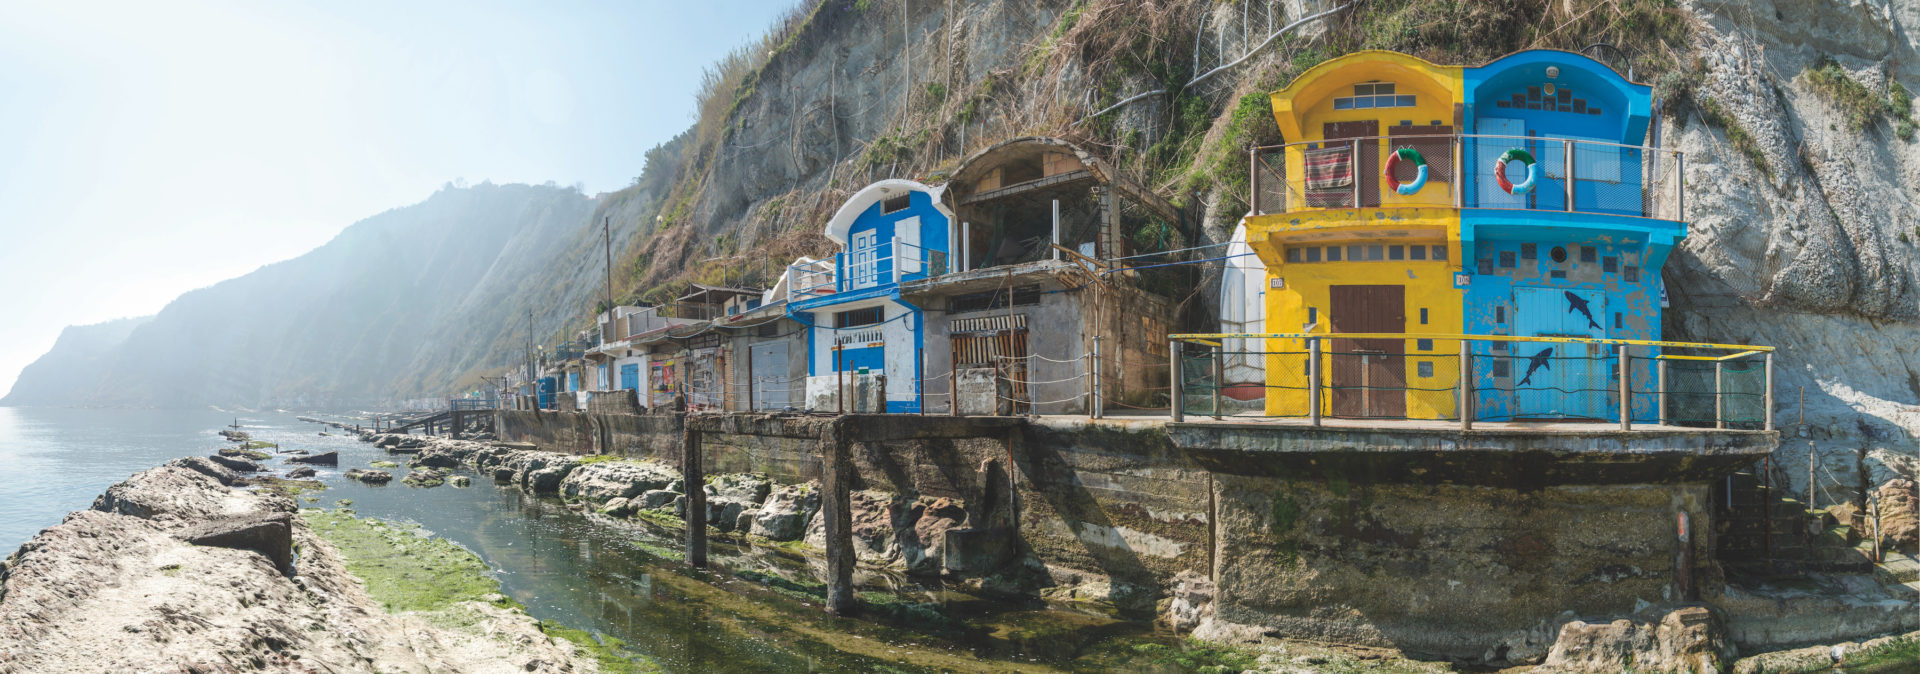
[293,417,1167,673]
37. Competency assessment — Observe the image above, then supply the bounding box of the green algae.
[369,460,399,468]
[246,477,326,499]
[302,508,663,671]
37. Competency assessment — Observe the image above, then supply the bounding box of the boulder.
[750,483,821,541]
[402,468,449,488]
[176,513,295,576]
[167,456,240,486]
[524,464,576,494]
[1166,571,1215,634]
[1542,605,1731,672]
[450,475,473,488]
[208,454,265,473]
[345,469,392,485]
[736,508,760,534]
[1874,479,1918,553]
[638,489,679,510]
[709,500,748,533]
[288,451,338,466]
[284,467,316,479]
[806,489,900,564]
[558,459,678,505]
[902,497,968,574]
[707,473,772,504]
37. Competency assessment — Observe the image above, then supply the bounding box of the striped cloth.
[1303,146,1354,207]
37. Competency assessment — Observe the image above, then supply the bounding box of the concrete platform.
[1161,416,1777,486]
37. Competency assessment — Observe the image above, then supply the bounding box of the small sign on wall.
[1270,278,1285,289]
[1453,272,1473,289]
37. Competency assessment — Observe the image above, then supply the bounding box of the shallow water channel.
[267,418,1186,672]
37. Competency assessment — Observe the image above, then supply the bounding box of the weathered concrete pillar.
[819,418,856,615]
[683,423,706,568]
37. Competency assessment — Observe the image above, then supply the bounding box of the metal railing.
[787,239,951,299]
[1168,333,1771,431]
[1251,133,1685,221]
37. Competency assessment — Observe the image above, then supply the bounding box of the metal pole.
[1764,352,1775,431]
[1451,137,1463,207]
[1459,339,1472,431]
[1170,340,1184,423]
[1563,139,1576,212]
[1092,336,1104,419]
[1715,360,1725,430]
[1677,153,1686,220]
[918,347,926,415]
[1212,344,1224,420]
[1658,359,1669,426]
[1351,138,1363,207]
[1308,337,1322,427]
[1618,344,1631,431]
[1051,199,1061,261]
[1808,442,1817,511]
[949,347,960,417]
[1249,147,1259,214]
[961,221,971,271]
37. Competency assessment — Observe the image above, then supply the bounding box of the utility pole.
[604,216,616,319]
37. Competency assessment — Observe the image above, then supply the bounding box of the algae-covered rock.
[345,469,392,485]
[638,489,679,510]
[449,475,472,488]
[601,497,635,518]
[402,468,448,488]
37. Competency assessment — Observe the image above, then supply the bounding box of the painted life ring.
[1494,148,1539,195]
[1382,147,1430,196]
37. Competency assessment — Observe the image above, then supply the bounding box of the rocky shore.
[0,461,598,673]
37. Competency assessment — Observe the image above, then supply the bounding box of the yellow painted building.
[1247,51,1467,419]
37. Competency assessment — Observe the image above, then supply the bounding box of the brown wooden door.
[1328,285,1406,418]
[1325,120,1381,207]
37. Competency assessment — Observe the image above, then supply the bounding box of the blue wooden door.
[619,363,641,391]
[1513,287,1608,419]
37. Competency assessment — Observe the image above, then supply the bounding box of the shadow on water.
[278,418,1181,673]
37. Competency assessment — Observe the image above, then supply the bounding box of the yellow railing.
[1168,333,1773,431]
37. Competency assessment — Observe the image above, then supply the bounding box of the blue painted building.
[787,179,953,413]
[1458,50,1686,421]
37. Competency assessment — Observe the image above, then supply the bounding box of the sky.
[0,0,800,395]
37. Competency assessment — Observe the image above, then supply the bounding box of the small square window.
[1410,246,1427,260]
[1375,83,1395,95]
[1389,245,1405,260]
[1354,83,1376,95]
[1550,270,1567,279]
[1354,97,1376,109]
[881,194,912,214]
[1499,251,1516,268]
[1417,361,1434,378]
[1417,339,1433,351]
[1304,247,1322,263]
[1496,306,1506,323]
[1419,308,1429,324]
[1478,258,1494,275]
[1623,266,1640,282]
[1603,256,1618,273]
[1287,248,1301,263]
[1580,246,1597,263]
[1368,245,1384,261]
[1432,245,1447,261]
[1396,95,1416,107]
[1326,246,1342,261]
[1493,340,1508,351]
[1307,307,1318,325]
[1492,359,1511,378]
[1333,98,1355,110]
[1613,312,1623,330]
[1521,243,1537,260]
[1348,245,1364,261]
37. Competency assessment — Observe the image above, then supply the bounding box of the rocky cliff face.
[1664,0,1920,495]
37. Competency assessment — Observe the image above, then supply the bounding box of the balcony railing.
[1169,332,1771,431]
[788,239,950,300]
[1251,134,1684,221]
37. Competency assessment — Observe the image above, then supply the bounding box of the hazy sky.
[0,0,799,395]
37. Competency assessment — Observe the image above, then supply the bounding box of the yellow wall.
[1269,51,1465,211]
[1253,211,1464,419]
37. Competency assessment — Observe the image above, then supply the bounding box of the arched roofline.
[822,180,951,246]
